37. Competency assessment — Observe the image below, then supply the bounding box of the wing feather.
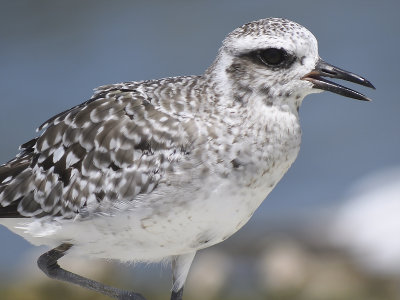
[0,78,198,219]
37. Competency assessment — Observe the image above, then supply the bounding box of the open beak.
[302,58,375,101]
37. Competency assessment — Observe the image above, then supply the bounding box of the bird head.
[210,18,374,106]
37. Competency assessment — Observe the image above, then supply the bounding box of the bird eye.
[257,48,287,66]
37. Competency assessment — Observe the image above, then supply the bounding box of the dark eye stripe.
[240,48,295,69]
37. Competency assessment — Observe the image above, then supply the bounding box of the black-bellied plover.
[0,18,374,300]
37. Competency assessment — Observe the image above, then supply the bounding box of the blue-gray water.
[0,0,398,271]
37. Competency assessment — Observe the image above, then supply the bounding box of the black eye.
[257,48,287,66]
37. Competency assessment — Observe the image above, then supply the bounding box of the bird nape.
[0,17,374,300]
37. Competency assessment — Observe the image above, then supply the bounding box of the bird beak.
[302,58,375,101]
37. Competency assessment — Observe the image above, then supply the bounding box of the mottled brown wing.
[0,81,192,219]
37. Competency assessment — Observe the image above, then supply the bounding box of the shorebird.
[0,18,374,300]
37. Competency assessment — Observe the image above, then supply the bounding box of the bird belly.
[61,147,298,262]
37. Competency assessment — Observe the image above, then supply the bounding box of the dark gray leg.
[170,287,184,300]
[37,243,146,300]
[170,252,196,300]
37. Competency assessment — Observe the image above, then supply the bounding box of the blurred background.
[0,1,399,299]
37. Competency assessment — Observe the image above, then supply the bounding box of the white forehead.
[222,18,318,59]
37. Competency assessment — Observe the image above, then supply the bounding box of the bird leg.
[170,287,184,300]
[37,243,146,300]
[170,252,196,300]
